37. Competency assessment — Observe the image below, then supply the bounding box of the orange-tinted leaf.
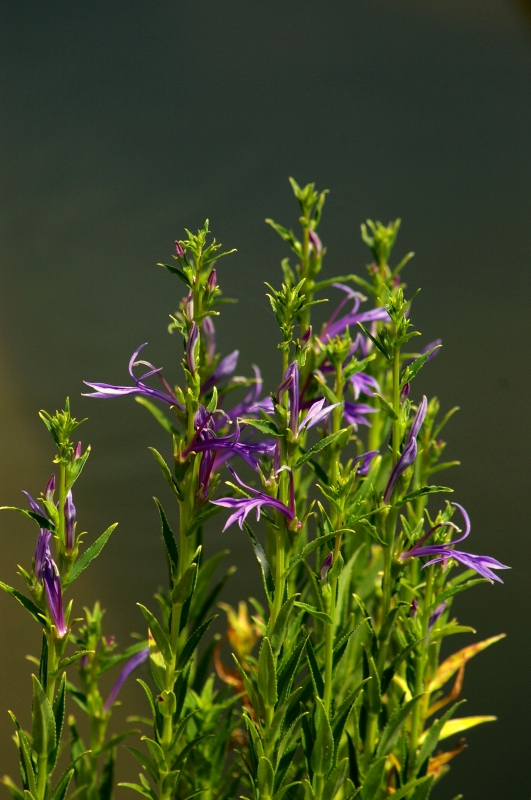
[429,633,505,692]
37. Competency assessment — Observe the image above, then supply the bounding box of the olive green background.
[1,1,530,796]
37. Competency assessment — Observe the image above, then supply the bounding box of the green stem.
[408,566,434,773]
[37,633,58,800]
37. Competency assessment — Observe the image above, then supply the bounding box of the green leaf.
[257,757,275,797]
[389,777,434,800]
[244,522,275,601]
[258,637,277,708]
[381,637,422,695]
[48,673,66,771]
[397,486,452,506]
[57,651,94,671]
[400,345,442,387]
[0,581,44,625]
[98,749,115,800]
[310,697,334,777]
[124,747,158,783]
[376,695,422,757]
[357,322,391,361]
[171,561,197,605]
[324,758,349,799]
[306,638,324,700]
[414,702,465,775]
[136,397,179,435]
[186,503,224,537]
[429,579,487,610]
[294,601,332,625]
[137,605,172,664]
[8,712,37,798]
[270,595,298,656]
[157,262,191,286]
[284,530,347,578]
[360,756,386,800]
[364,651,381,715]
[293,430,347,469]
[48,769,74,800]
[0,506,55,531]
[149,449,181,500]
[176,615,216,671]
[31,674,56,756]
[373,393,398,420]
[64,524,118,586]
[239,418,281,437]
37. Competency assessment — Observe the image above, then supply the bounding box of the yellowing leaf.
[429,633,505,693]
[439,715,496,741]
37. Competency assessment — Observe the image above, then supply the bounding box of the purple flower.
[278,362,338,437]
[404,339,442,369]
[383,396,427,504]
[320,552,333,582]
[400,382,411,402]
[401,503,510,584]
[409,598,419,619]
[22,490,46,518]
[211,466,296,531]
[301,326,312,346]
[322,284,390,341]
[226,365,266,420]
[201,349,239,395]
[203,316,216,364]
[104,647,149,712]
[42,556,67,637]
[64,491,76,553]
[44,475,56,503]
[175,240,185,257]
[84,343,184,411]
[186,322,200,374]
[428,601,447,632]
[74,441,83,460]
[355,450,379,476]
[185,417,275,471]
[34,529,52,582]
[343,402,378,430]
[349,372,380,400]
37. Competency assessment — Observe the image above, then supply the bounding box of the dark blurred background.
[1,0,530,795]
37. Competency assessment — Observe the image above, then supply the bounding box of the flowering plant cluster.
[1,180,508,800]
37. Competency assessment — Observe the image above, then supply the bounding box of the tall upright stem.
[409,566,434,773]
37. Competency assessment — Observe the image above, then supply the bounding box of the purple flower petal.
[104,647,149,712]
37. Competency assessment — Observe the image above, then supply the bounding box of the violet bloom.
[211,466,296,531]
[34,529,52,581]
[400,382,411,402]
[409,598,419,619]
[401,503,510,584]
[42,556,67,637]
[383,396,428,504]
[278,362,339,438]
[344,402,378,430]
[175,240,185,257]
[428,601,447,632]
[186,415,275,471]
[84,343,184,411]
[74,441,83,460]
[22,490,46,518]
[227,365,267,420]
[355,450,379,476]
[403,339,442,369]
[320,552,333,582]
[186,322,200,374]
[322,283,390,341]
[64,490,76,553]
[350,372,380,400]
[201,349,239,395]
[207,269,217,292]
[301,326,312,346]
[104,647,150,712]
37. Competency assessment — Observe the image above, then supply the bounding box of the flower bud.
[64,490,76,554]
[74,441,82,460]
[320,551,334,582]
[400,382,411,402]
[186,322,200,374]
[301,326,312,346]
[44,475,56,503]
[34,529,52,582]
[207,269,217,292]
[309,229,323,258]
[409,598,419,619]
[175,240,185,257]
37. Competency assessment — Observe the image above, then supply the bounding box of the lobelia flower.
[400,382,411,402]
[84,343,184,411]
[383,395,428,504]
[349,371,380,400]
[322,283,390,341]
[409,598,419,619]
[207,268,217,292]
[42,556,67,637]
[211,465,296,531]
[401,502,510,584]
[104,647,150,712]
[64,490,76,553]
[278,362,339,438]
[34,529,52,581]
[175,240,185,257]
[355,450,379,476]
[309,229,323,258]
[186,417,276,472]
[344,402,378,430]
[201,349,239,395]
[74,441,83,460]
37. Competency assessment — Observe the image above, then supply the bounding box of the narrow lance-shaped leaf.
[64,524,118,586]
